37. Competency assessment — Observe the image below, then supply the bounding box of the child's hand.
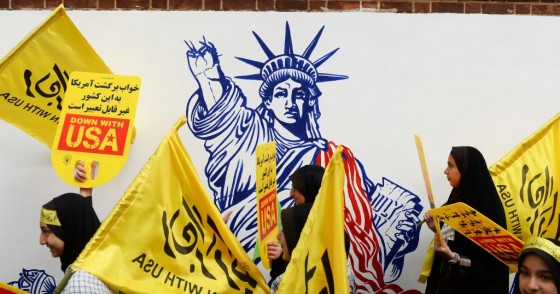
[267,241,282,260]
[74,161,88,182]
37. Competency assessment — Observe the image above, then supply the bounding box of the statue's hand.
[394,211,420,244]
[185,38,223,80]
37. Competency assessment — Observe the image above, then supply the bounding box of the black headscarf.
[447,146,506,227]
[281,203,313,255]
[288,165,325,204]
[41,193,101,272]
[281,203,350,256]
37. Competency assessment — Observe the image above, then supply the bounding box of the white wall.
[1,10,559,291]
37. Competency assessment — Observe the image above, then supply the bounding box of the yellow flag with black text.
[489,113,560,242]
[73,116,269,294]
[0,4,111,147]
[276,147,348,293]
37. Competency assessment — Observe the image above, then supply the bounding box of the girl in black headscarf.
[424,146,509,294]
[513,237,560,294]
[39,162,115,293]
[40,193,100,273]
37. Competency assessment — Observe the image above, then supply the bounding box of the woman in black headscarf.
[288,164,325,205]
[269,203,355,293]
[268,164,325,283]
[424,146,509,294]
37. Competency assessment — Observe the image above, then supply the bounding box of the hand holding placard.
[429,202,523,272]
[51,72,141,188]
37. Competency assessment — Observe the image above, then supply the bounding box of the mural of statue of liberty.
[185,22,423,293]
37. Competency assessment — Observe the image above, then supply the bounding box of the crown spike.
[252,31,276,59]
[236,23,347,86]
[313,47,340,69]
[284,22,294,56]
[235,74,264,81]
[302,26,325,59]
[235,57,264,69]
[316,73,348,82]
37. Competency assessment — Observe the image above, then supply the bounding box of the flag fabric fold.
[0,4,111,147]
[276,146,349,293]
[73,115,269,293]
[417,239,435,284]
[0,282,27,294]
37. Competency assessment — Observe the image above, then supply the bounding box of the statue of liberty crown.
[235,22,347,97]
[9,268,56,294]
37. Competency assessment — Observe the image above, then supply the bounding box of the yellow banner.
[256,141,279,270]
[73,116,269,294]
[489,113,560,242]
[0,5,111,148]
[276,146,348,293]
[51,72,140,188]
[429,202,524,272]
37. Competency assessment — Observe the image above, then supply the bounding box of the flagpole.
[414,134,443,244]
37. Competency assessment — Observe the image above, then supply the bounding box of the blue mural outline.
[9,268,56,294]
[185,22,423,292]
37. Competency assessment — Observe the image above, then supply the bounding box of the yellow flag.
[0,4,111,148]
[73,116,269,294]
[276,146,348,293]
[489,113,560,242]
[0,282,28,294]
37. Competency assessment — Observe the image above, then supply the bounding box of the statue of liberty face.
[265,78,308,125]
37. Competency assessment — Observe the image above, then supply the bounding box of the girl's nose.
[526,276,539,292]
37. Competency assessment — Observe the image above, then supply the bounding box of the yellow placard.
[255,141,279,270]
[429,202,523,272]
[51,71,140,188]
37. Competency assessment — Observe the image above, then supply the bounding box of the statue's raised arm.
[186,39,227,110]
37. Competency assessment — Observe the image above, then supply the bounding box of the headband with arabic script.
[41,207,61,226]
[523,236,560,264]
